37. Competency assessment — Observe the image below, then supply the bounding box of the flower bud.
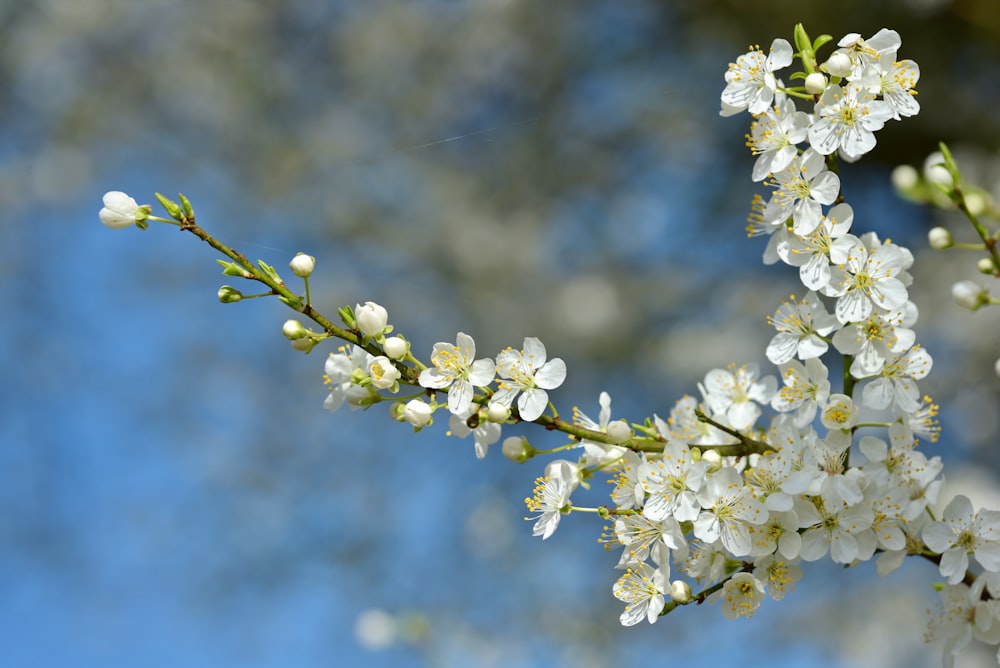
[927,227,952,250]
[804,72,827,95]
[487,402,510,422]
[289,252,316,278]
[383,336,408,360]
[402,399,432,429]
[217,285,243,303]
[995,358,1000,379]
[502,436,530,462]
[923,152,953,188]
[99,191,147,229]
[606,419,631,444]
[282,319,308,340]
[823,52,853,77]
[978,258,995,274]
[670,580,692,603]
[356,301,388,337]
[891,164,919,191]
[368,356,401,390]
[951,280,988,310]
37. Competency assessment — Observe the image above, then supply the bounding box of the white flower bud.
[891,164,919,191]
[369,356,400,390]
[282,319,307,340]
[402,399,432,428]
[823,51,853,77]
[99,191,146,229]
[487,402,510,422]
[606,419,631,444]
[289,252,316,277]
[804,72,827,95]
[978,258,995,274]
[927,227,952,250]
[701,449,721,466]
[923,151,953,188]
[951,280,987,310]
[383,336,408,360]
[356,301,388,337]
[502,436,529,462]
[670,580,692,603]
[995,358,1000,379]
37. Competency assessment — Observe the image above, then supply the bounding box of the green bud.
[218,285,243,303]
[154,192,183,221]
[217,259,252,278]
[178,193,195,220]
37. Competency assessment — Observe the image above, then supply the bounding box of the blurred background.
[3,0,1000,666]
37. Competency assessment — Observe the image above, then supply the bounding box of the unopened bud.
[951,280,988,310]
[923,152,953,188]
[487,402,510,422]
[282,319,308,340]
[502,436,530,463]
[606,419,631,444]
[369,356,401,390]
[218,285,243,303]
[383,336,408,360]
[823,52,853,78]
[289,252,316,277]
[927,227,952,250]
[891,164,919,191]
[978,258,995,274]
[356,301,388,337]
[965,191,987,217]
[670,580,692,603]
[402,399,433,429]
[995,358,1000,379]
[804,72,827,95]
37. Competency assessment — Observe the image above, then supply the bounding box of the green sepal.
[338,305,356,328]
[154,192,183,221]
[812,34,833,52]
[257,259,282,284]
[278,295,304,310]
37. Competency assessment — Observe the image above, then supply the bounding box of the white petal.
[534,358,567,389]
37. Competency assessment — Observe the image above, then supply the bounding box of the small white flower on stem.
[99,191,147,229]
[493,337,566,422]
[289,252,315,277]
[613,563,668,626]
[923,495,1000,584]
[355,302,388,337]
[720,572,766,619]
[524,475,571,540]
[418,332,495,415]
[401,398,433,429]
[720,38,793,116]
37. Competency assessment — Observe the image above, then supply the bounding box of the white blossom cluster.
[99,24,1000,668]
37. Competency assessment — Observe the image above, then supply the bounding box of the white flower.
[778,203,856,292]
[827,240,909,324]
[640,437,709,523]
[613,563,668,626]
[493,337,566,422]
[289,252,315,277]
[747,96,809,181]
[807,84,893,159]
[99,191,145,229]
[771,357,830,428]
[874,56,920,119]
[699,364,776,431]
[720,39,793,116]
[834,29,902,77]
[355,302,388,337]
[796,496,874,564]
[926,583,1000,668]
[524,475,571,540]
[754,554,803,600]
[693,467,768,557]
[832,307,916,377]
[923,495,1000,584]
[762,148,841,235]
[418,332,496,415]
[367,355,400,390]
[720,572,766,619]
[861,344,932,413]
[448,407,501,459]
[765,292,839,365]
[820,394,859,431]
[613,514,686,569]
[573,392,629,466]
[323,345,373,411]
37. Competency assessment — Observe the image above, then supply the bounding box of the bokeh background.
[4,1,1000,666]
